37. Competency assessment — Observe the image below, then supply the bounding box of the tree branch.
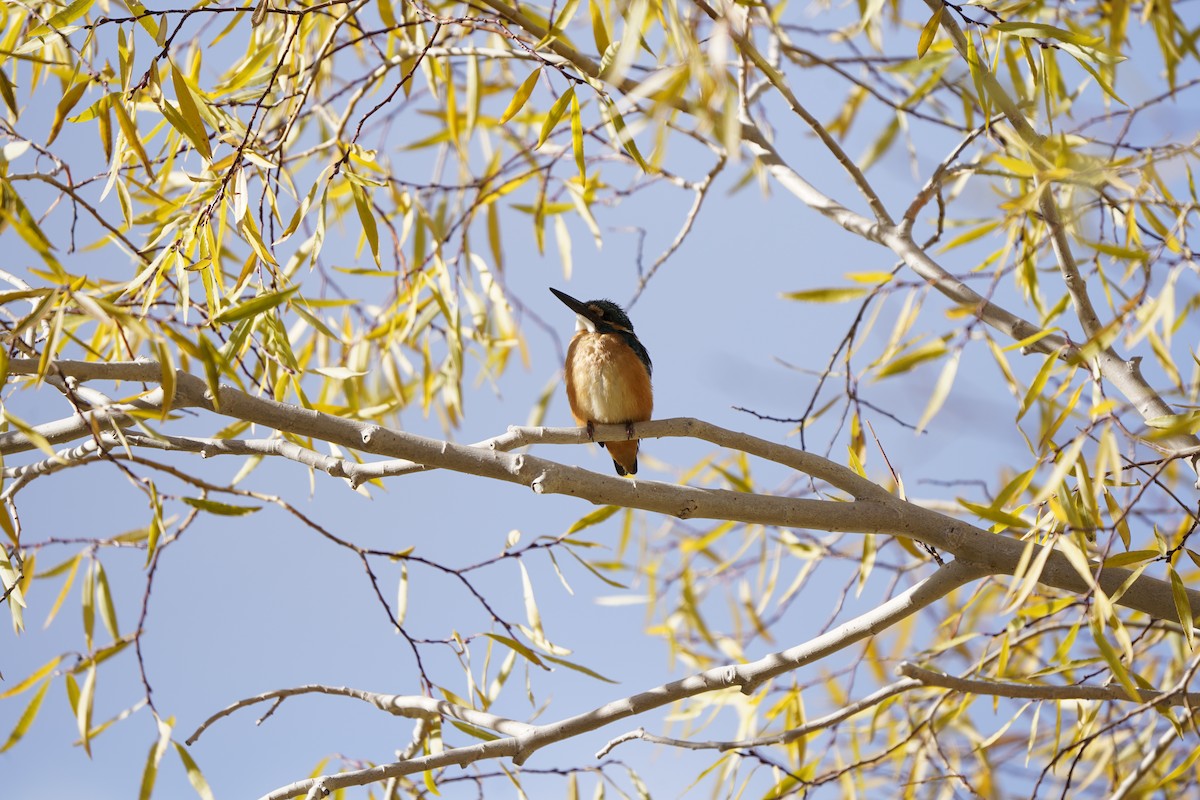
[186,684,534,746]
[596,677,923,756]
[5,358,1200,623]
[919,0,1200,465]
[260,560,984,799]
[897,662,1200,707]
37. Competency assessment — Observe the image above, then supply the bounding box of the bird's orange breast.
[565,332,653,426]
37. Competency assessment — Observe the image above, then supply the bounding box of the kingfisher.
[550,287,653,476]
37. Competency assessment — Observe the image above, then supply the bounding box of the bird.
[550,287,653,476]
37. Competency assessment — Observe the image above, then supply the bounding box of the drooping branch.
[259,560,985,799]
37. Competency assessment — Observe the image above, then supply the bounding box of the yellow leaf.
[916,348,960,433]
[571,91,585,179]
[1032,435,1086,505]
[171,67,213,161]
[28,0,94,36]
[1101,549,1158,568]
[500,69,541,124]
[1170,565,1194,648]
[875,337,947,379]
[173,742,216,800]
[958,499,1030,530]
[109,93,154,178]
[590,0,611,55]
[47,80,88,146]
[917,6,943,58]
[212,286,297,324]
[783,287,868,303]
[537,86,575,149]
[0,678,50,752]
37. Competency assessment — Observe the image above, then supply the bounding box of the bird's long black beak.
[549,287,598,324]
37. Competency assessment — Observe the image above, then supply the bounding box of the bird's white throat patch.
[575,314,597,333]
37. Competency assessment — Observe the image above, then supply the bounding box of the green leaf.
[590,0,611,55]
[519,561,543,641]
[958,499,1030,530]
[0,69,17,117]
[77,665,96,756]
[915,348,960,433]
[109,93,155,178]
[1018,351,1061,421]
[81,559,95,650]
[41,554,82,629]
[2,409,57,458]
[859,115,899,171]
[1091,619,1142,702]
[237,209,278,266]
[603,98,649,171]
[563,547,627,589]
[1101,550,1158,568]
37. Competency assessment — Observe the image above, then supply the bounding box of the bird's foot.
[586,420,596,441]
[625,421,636,440]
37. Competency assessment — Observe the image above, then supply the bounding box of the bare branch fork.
[5,357,1198,626]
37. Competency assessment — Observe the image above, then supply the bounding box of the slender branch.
[596,677,923,756]
[261,561,985,798]
[897,662,1200,707]
[187,684,534,746]
[692,0,894,225]
[1109,708,1195,799]
[0,404,144,456]
[918,0,1200,466]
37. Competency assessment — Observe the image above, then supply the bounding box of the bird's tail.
[605,440,639,476]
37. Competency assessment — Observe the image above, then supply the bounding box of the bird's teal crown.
[583,299,636,335]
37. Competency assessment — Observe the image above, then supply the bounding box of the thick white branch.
[5,358,1198,623]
